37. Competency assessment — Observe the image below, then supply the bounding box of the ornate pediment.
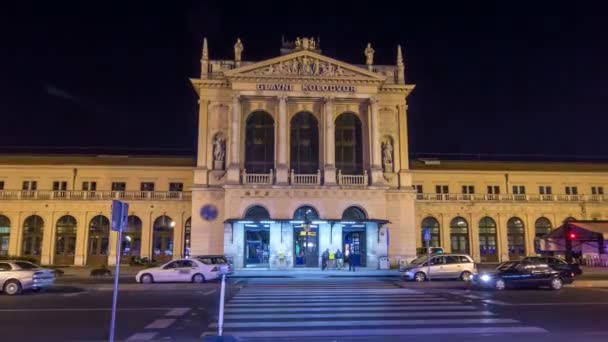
[224,50,385,82]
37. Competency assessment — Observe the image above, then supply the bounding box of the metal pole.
[217,273,226,336]
[109,228,122,342]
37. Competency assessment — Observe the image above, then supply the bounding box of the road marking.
[145,318,176,329]
[63,292,88,297]
[224,311,496,319]
[0,307,179,312]
[226,300,461,307]
[202,290,216,295]
[508,302,608,306]
[230,297,448,303]
[482,299,512,306]
[218,305,477,313]
[126,332,158,341]
[165,308,190,317]
[209,318,519,328]
[205,326,547,338]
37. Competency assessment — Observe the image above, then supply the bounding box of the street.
[1,277,608,341]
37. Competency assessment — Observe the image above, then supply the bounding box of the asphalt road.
[1,278,608,341]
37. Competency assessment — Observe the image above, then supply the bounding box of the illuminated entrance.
[243,206,271,267]
[293,206,320,268]
[342,206,368,267]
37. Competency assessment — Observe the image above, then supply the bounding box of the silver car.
[401,254,476,282]
[0,261,56,295]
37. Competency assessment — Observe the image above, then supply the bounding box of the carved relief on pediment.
[246,56,360,78]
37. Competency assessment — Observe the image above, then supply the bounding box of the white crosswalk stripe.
[203,279,548,339]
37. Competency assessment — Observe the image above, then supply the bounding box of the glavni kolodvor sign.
[256,83,356,92]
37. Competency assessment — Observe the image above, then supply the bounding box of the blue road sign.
[201,204,219,221]
[422,227,431,242]
[111,200,129,232]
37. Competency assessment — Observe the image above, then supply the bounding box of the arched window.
[244,206,270,220]
[450,217,469,254]
[245,111,275,174]
[87,215,110,266]
[342,206,367,221]
[534,217,552,253]
[22,215,44,261]
[478,217,498,262]
[507,217,526,260]
[335,113,363,174]
[122,215,142,260]
[290,112,319,174]
[421,217,440,248]
[0,215,10,256]
[294,206,320,221]
[153,215,174,263]
[184,218,191,257]
[55,215,77,265]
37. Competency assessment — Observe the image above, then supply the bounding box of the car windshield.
[15,261,40,270]
[196,256,227,265]
[410,256,430,265]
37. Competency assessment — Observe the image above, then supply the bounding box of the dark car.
[523,256,583,276]
[472,261,573,291]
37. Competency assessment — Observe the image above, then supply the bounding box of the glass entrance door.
[294,226,318,267]
[245,229,270,267]
[343,230,366,267]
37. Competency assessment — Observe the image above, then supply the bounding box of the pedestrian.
[349,253,358,272]
[321,248,329,271]
[335,249,343,270]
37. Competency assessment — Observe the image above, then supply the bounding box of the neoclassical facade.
[1,37,607,268]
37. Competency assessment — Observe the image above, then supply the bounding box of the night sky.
[2,1,607,160]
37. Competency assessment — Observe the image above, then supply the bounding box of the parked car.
[0,261,55,295]
[523,256,583,276]
[135,258,220,284]
[401,254,476,282]
[193,255,234,275]
[472,260,574,291]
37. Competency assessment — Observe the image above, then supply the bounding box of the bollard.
[218,272,226,336]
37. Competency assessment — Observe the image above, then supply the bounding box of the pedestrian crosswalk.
[203,279,547,340]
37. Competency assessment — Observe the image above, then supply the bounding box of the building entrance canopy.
[540,220,608,254]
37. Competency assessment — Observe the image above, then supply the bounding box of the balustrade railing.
[242,169,274,185]
[416,192,597,202]
[290,169,321,185]
[0,190,191,201]
[337,170,368,186]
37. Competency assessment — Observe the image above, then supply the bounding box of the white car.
[135,258,220,284]
[0,261,56,295]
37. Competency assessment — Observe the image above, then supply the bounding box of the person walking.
[349,252,358,272]
[335,249,343,270]
[321,248,329,271]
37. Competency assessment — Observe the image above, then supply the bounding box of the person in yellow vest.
[329,251,335,269]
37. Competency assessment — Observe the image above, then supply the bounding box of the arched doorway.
[55,215,77,265]
[290,112,319,174]
[184,218,191,257]
[534,217,552,253]
[22,215,44,263]
[421,217,440,248]
[293,206,320,268]
[245,111,275,174]
[153,215,174,263]
[335,113,363,174]
[342,206,367,267]
[450,217,469,254]
[0,215,10,256]
[243,205,270,268]
[121,215,142,263]
[87,215,110,266]
[478,217,498,262]
[507,217,526,260]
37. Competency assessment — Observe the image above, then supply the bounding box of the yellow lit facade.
[1,38,607,267]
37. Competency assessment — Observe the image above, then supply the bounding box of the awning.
[223,218,390,225]
[544,221,608,240]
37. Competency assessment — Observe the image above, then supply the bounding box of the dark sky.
[2,1,607,160]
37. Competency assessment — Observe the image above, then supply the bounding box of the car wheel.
[550,277,563,291]
[494,279,506,291]
[192,273,206,284]
[460,271,473,282]
[414,272,426,282]
[3,280,22,296]
[140,274,154,284]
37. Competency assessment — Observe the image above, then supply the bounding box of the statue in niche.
[382,139,393,172]
[213,134,226,170]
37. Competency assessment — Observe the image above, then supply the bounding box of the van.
[401,253,476,282]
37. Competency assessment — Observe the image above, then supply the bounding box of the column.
[369,97,383,185]
[276,96,289,184]
[74,212,87,265]
[227,94,242,184]
[196,99,210,169]
[172,213,184,259]
[323,97,337,185]
[397,103,412,188]
[140,212,152,260]
[40,212,54,265]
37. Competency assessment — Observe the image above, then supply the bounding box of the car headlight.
[480,274,492,282]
